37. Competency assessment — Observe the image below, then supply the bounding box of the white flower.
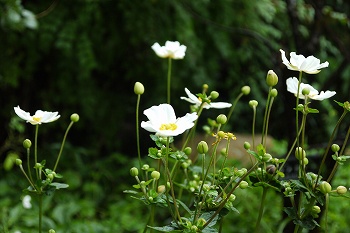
[180,88,232,109]
[280,49,329,74]
[151,41,187,59]
[14,106,60,125]
[141,104,198,137]
[286,77,336,101]
[22,195,32,209]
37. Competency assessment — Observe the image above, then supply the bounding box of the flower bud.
[217,131,226,138]
[202,84,209,92]
[241,86,251,95]
[243,141,251,150]
[130,167,139,177]
[158,185,166,193]
[183,147,192,156]
[319,181,332,194]
[70,113,80,122]
[302,88,310,96]
[302,157,309,165]
[151,171,160,180]
[216,114,227,125]
[197,218,207,229]
[336,185,347,195]
[142,164,149,170]
[270,88,278,97]
[266,70,278,87]
[239,181,249,189]
[312,206,321,214]
[295,147,306,160]
[15,159,22,166]
[331,144,340,153]
[249,100,258,108]
[22,139,32,149]
[266,165,276,174]
[47,173,54,180]
[134,82,145,95]
[229,194,236,202]
[49,230,56,233]
[197,141,209,154]
[210,91,219,100]
[262,153,272,162]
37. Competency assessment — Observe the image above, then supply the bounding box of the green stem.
[295,71,303,148]
[225,92,244,129]
[19,165,37,191]
[254,187,268,233]
[167,57,172,104]
[26,147,34,185]
[34,125,39,179]
[261,87,272,145]
[38,193,43,233]
[324,193,329,233]
[263,96,275,147]
[136,94,142,171]
[53,120,74,172]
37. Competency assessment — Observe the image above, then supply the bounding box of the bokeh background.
[1,0,350,232]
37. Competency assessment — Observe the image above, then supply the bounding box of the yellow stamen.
[159,123,177,131]
[32,116,42,122]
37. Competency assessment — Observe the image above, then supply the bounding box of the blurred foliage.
[1,0,350,232]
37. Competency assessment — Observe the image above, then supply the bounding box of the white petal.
[208,102,232,109]
[311,91,336,101]
[14,106,31,121]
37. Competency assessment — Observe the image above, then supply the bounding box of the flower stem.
[254,187,268,233]
[26,147,34,186]
[38,193,43,233]
[34,125,39,179]
[135,94,142,171]
[225,92,243,129]
[53,120,75,172]
[167,57,172,104]
[19,165,37,191]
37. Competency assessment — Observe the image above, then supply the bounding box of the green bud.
[270,88,278,97]
[210,91,219,100]
[336,185,347,195]
[302,87,310,96]
[303,157,309,165]
[151,171,160,180]
[239,180,249,189]
[331,144,340,152]
[15,159,22,166]
[197,218,207,229]
[266,70,278,87]
[197,141,209,154]
[23,139,32,149]
[319,181,332,194]
[34,163,43,169]
[229,194,236,202]
[130,167,139,177]
[47,173,54,180]
[134,82,145,95]
[220,148,227,156]
[295,147,306,160]
[241,86,251,95]
[312,206,321,214]
[216,114,227,125]
[262,153,272,162]
[202,84,209,92]
[70,113,80,122]
[148,196,153,202]
[249,100,258,108]
[49,230,56,233]
[142,164,149,170]
[157,185,166,193]
[244,141,251,150]
[183,147,192,156]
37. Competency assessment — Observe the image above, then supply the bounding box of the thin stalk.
[135,94,142,171]
[295,71,303,148]
[261,87,272,145]
[254,187,268,233]
[167,57,172,104]
[181,104,204,151]
[19,165,37,191]
[263,96,275,147]
[252,105,257,149]
[225,92,244,129]
[34,125,39,179]
[53,120,74,172]
[26,147,34,185]
[38,193,43,233]
[327,125,350,182]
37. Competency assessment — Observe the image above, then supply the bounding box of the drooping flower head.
[14,106,60,125]
[286,77,336,101]
[180,88,232,109]
[280,49,329,74]
[141,104,197,137]
[151,41,187,59]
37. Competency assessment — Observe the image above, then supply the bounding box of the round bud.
[202,84,209,91]
[266,70,278,87]
[303,157,309,165]
[134,82,145,95]
[197,141,209,154]
[23,139,32,149]
[312,206,321,214]
[49,230,56,233]
[148,196,153,202]
[331,144,340,153]
[229,194,236,202]
[244,141,251,150]
[336,185,347,195]
[15,159,22,166]
[295,147,306,160]
[262,153,272,162]
[151,171,160,180]
[34,163,42,169]
[239,180,249,189]
[142,164,149,170]
[270,88,278,97]
[216,114,227,125]
[47,173,54,180]
[130,167,139,177]
[183,147,192,156]
[319,181,332,194]
[302,87,310,96]
[266,165,276,174]
[70,113,80,122]
[210,91,219,100]
[220,148,227,156]
[249,100,258,108]
[241,86,251,95]
[157,185,166,193]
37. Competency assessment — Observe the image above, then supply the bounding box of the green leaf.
[307,108,319,114]
[50,182,69,189]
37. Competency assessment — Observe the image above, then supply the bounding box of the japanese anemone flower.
[180,88,232,109]
[14,106,60,125]
[151,41,187,59]
[141,104,197,137]
[280,49,329,74]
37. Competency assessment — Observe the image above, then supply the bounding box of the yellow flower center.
[32,116,42,122]
[159,123,177,131]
